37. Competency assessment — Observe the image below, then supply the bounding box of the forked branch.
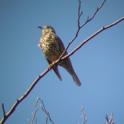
[29,98,54,124]
[106,113,114,124]
[59,0,106,59]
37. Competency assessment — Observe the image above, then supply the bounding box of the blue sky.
[0,0,124,124]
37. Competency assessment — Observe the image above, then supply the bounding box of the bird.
[38,25,81,86]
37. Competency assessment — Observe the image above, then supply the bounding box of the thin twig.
[106,113,114,124]
[77,0,83,28]
[80,106,87,124]
[29,98,54,124]
[58,0,106,60]
[62,16,124,60]
[80,0,106,28]
[30,108,38,124]
[1,103,6,119]
[37,98,54,124]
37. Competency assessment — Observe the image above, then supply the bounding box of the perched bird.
[38,25,81,86]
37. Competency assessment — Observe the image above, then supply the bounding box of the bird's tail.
[71,69,81,86]
[61,59,81,86]
[53,65,62,81]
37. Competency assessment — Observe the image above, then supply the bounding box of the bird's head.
[38,25,56,36]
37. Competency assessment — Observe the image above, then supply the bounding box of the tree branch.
[59,0,106,59]
[1,103,6,119]
[106,113,114,124]
[30,108,38,124]
[80,106,87,124]
[63,16,124,59]
[29,98,54,124]
[80,0,106,28]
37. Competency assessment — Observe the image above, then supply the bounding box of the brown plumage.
[38,25,81,86]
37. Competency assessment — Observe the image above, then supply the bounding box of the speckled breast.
[41,35,61,62]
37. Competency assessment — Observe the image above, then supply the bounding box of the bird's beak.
[38,26,42,30]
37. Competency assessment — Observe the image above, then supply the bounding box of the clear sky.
[0,0,124,124]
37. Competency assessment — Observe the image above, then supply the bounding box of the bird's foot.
[49,60,58,69]
[49,62,55,69]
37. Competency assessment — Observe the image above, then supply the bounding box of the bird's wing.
[55,36,67,54]
[46,58,62,80]
[56,36,81,86]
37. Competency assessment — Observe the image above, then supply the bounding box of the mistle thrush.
[38,25,81,86]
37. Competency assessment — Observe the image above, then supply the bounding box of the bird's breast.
[41,37,61,62]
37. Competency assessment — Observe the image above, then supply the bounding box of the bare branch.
[1,103,6,119]
[80,0,106,28]
[37,98,54,124]
[30,108,38,124]
[77,0,83,28]
[29,98,54,124]
[80,106,87,124]
[59,0,106,60]
[63,16,124,59]
[106,113,114,124]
